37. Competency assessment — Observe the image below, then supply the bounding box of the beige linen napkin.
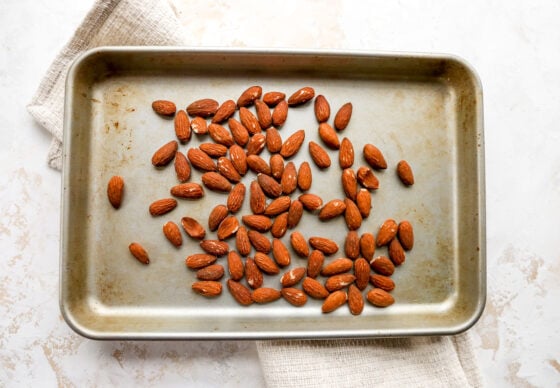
[28,1,482,387]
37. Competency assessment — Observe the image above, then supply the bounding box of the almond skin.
[280,129,306,158]
[290,231,310,258]
[250,180,267,214]
[367,288,395,307]
[174,151,191,182]
[398,220,414,251]
[318,199,346,221]
[227,279,253,305]
[280,267,306,287]
[227,251,245,281]
[344,198,362,231]
[248,231,272,253]
[152,100,176,116]
[181,217,206,240]
[208,204,229,231]
[360,233,376,261]
[255,100,272,129]
[185,253,217,269]
[227,182,246,213]
[281,161,298,195]
[388,238,406,266]
[370,256,395,276]
[314,95,330,123]
[163,221,182,247]
[152,140,178,167]
[218,157,242,183]
[397,160,415,186]
[308,141,331,169]
[288,86,315,106]
[247,154,271,175]
[272,238,291,267]
[236,226,251,256]
[322,290,347,313]
[208,123,235,147]
[298,193,323,211]
[199,240,229,257]
[297,162,312,191]
[363,144,387,170]
[325,274,356,292]
[149,198,177,216]
[187,98,219,117]
[318,123,340,149]
[302,277,329,299]
[170,183,204,199]
[187,148,217,171]
[354,258,370,290]
[356,189,372,218]
[307,250,325,278]
[345,231,360,259]
[246,133,267,155]
[229,144,248,175]
[196,264,225,281]
[271,100,288,127]
[212,99,236,123]
[191,116,208,135]
[237,85,262,107]
[341,168,358,201]
[370,274,395,292]
[357,166,379,190]
[201,172,232,192]
[264,196,291,217]
[107,175,124,209]
[334,102,352,131]
[245,258,263,289]
[252,288,281,304]
[129,242,149,264]
[377,219,398,246]
[192,281,222,297]
[241,215,272,232]
[254,252,280,274]
[287,199,304,229]
[309,237,339,256]
[321,258,353,276]
[217,216,240,240]
[239,107,261,135]
[174,110,191,142]
[270,154,285,180]
[257,173,282,198]
[281,288,307,307]
[348,284,364,315]
[339,137,354,169]
[263,91,286,107]
[266,127,283,153]
[228,118,250,147]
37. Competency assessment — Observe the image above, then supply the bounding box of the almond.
[255,99,272,129]
[227,182,246,213]
[170,183,205,199]
[272,238,291,266]
[360,232,376,261]
[270,154,285,180]
[266,127,283,153]
[201,172,232,192]
[388,238,406,266]
[325,273,356,292]
[309,237,339,256]
[356,189,372,218]
[228,118,250,147]
[397,220,414,251]
[246,133,267,155]
[271,100,288,127]
[163,221,182,247]
[308,141,331,169]
[322,290,347,313]
[107,175,124,209]
[271,212,288,238]
[192,281,222,297]
[239,107,261,135]
[149,198,177,216]
[367,288,395,307]
[344,198,362,230]
[174,151,191,182]
[280,267,306,287]
[181,216,206,240]
[314,95,330,123]
[288,86,315,106]
[237,85,262,107]
[196,264,225,281]
[129,242,149,264]
[191,116,208,134]
[370,274,395,292]
[281,161,298,195]
[287,199,304,229]
[249,180,266,214]
[152,100,176,116]
[212,99,236,123]
[321,258,353,276]
[281,288,307,307]
[357,166,379,190]
[263,91,286,107]
[397,160,414,186]
[345,231,360,259]
[257,173,282,198]
[363,143,387,170]
[247,154,271,175]
[339,137,354,169]
[236,226,251,256]
[218,157,242,183]
[354,258,370,290]
[227,279,253,305]
[248,231,272,253]
[334,102,352,131]
[227,251,244,281]
[245,258,263,289]
[302,277,329,299]
[254,252,280,274]
[208,123,235,146]
[185,253,217,269]
[187,98,219,117]
[217,215,240,240]
[200,240,229,257]
[348,284,364,315]
[187,148,217,171]
[208,204,229,231]
[318,123,340,149]
[370,256,395,276]
[290,231,310,257]
[229,144,248,175]
[377,219,398,246]
[264,196,291,216]
[241,214,272,232]
[298,193,323,211]
[252,287,281,304]
[174,110,191,142]
[200,143,228,158]
[307,250,325,278]
[152,140,178,167]
[318,199,346,221]
[297,161,312,191]
[341,168,358,201]
[280,129,305,158]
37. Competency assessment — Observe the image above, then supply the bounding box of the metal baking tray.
[61,47,485,339]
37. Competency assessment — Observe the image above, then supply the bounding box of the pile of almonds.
[108,85,415,315]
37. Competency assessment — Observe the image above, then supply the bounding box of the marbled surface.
[1,0,559,386]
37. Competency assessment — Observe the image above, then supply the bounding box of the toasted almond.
[270,154,285,180]
[257,173,282,198]
[227,251,244,281]
[187,98,219,117]
[302,277,329,299]
[149,198,177,216]
[318,199,346,221]
[218,157,242,183]
[334,102,352,131]
[263,91,286,107]
[196,264,225,281]
[271,100,288,127]
[297,161,312,191]
[248,231,272,253]
[174,151,191,183]
[200,143,228,158]
[217,216,240,240]
[272,238,291,267]
[363,143,387,170]
[227,182,246,213]
[208,123,234,146]
[228,118,250,147]
[345,231,360,260]
[201,172,232,192]
[397,220,414,251]
[266,127,283,153]
[254,252,280,274]
[170,183,204,199]
[322,290,347,313]
[247,154,271,175]
[271,212,289,238]
[388,238,406,266]
[308,141,331,169]
[354,258,370,290]
[288,87,315,106]
[357,166,379,190]
[370,274,395,292]
[367,288,395,307]
[152,140,178,167]
[290,231,309,258]
[341,168,358,201]
[255,100,272,129]
[321,258,353,276]
[212,99,236,123]
[307,250,325,278]
[360,233,376,261]
[245,258,263,289]
[377,219,398,246]
[339,137,354,169]
[281,161,298,195]
[280,267,306,287]
[185,253,216,269]
[247,133,267,155]
[250,180,267,214]
[325,273,356,292]
[237,85,262,107]
[370,256,395,276]
[264,196,291,216]
[208,204,229,231]
[287,199,304,229]
[397,160,415,186]
[298,193,323,211]
[192,281,222,297]
[347,284,364,315]
[280,129,305,158]
[129,242,149,265]
[187,148,217,171]
[181,217,206,240]
[163,221,182,247]
[200,240,229,256]
[236,226,251,256]
[309,237,339,256]
[191,116,208,134]
[239,107,262,135]
[252,287,281,304]
[174,110,191,142]
[152,100,176,116]
[107,175,124,209]
[356,189,372,218]
[241,214,272,232]
[281,288,307,307]
[314,95,330,123]
[227,279,253,305]
[318,123,340,149]
[344,198,362,231]
[229,144,248,175]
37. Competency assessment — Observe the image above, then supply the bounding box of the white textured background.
[1,0,559,386]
